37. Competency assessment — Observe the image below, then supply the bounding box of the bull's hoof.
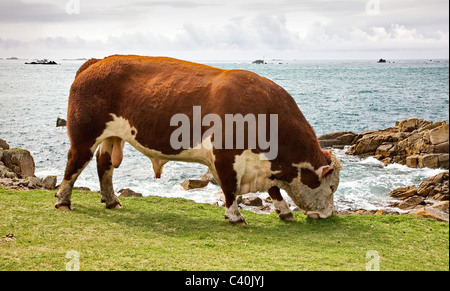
[55,203,72,211]
[279,212,296,221]
[225,216,248,225]
[106,202,122,210]
[230,219,248,225]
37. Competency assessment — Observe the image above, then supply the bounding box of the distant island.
[252,59,266,64]
[25,59,58,65]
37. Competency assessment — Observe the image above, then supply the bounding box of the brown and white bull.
[55,55,341,224]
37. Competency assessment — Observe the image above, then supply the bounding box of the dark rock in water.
[118,188,143,197]
[377,59,387,63]
[25,59,58,65]
[201,169,218,185]
[252,60,265,64]
[389,185,417,199]
[0,138,10,150]
[318,132,357,148]
[56,118,67,127]
[181,179,209,190]
[242,196,263,207]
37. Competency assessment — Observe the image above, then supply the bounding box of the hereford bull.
[55,55,341,224]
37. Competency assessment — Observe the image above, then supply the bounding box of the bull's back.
[68,55,307,159]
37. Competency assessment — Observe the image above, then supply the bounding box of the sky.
[0,0,448,60]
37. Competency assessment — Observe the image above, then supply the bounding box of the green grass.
[0,187,448,271]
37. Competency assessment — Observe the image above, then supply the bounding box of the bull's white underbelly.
[93,113,279,196]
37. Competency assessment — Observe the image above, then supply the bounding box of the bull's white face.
[286,153,341,219]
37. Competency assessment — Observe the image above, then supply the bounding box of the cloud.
[0,0,448,59]
[0,0,71,23]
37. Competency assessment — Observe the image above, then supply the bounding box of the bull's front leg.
[268,186,295,221]
[224,192,247,225]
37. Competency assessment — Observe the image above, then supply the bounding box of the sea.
[0,58,448,211]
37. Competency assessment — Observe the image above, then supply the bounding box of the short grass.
[0,187,448,271]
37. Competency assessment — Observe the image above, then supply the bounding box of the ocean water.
[0,59,448,211]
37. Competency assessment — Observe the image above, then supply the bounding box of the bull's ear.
[321,166,334,179]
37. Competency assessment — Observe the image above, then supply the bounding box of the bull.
[55,55,341,224]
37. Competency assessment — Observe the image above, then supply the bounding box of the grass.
[0,187,448,271]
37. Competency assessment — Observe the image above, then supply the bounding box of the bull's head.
[285,151,341,219]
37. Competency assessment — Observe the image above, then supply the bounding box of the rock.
[375,209,389,215]
[0,138,9,150]
[181,179,209,191]
[414,203,449,222]
[1,148,35,178]
[406,155,419,168]
[0,149,3,161]
[430,201,449,213]
[56,118,67,127]
[43,175,57,190]
[438,154,449,169]
[347,135,385,155]
[433,141,449,154]
[390,185,417,199]
[242,196,263,207]
[346,119,448,169]
[5,172,16,179]
[417,171,449,200]
[118,188,143,197]
[25,59,58,65]
[428,124,449,145]
[397,196,425,210]
[398,118,419,132]
[259,204,271,211]
[318,132,357,148]
[418,154,440,169]
[376,143,394,157]
[27,176,44,188]
[200,169,218,185]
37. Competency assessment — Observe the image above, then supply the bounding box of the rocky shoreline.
[319,118,449,169]
[1,118,449,222]
[0,139,57,191]
[318,118,449,221]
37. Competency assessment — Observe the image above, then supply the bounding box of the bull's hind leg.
[97,137,123,209]
[268,186,295,221]
[55,145,94,210]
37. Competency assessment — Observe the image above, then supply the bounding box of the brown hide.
[68,55,331,195]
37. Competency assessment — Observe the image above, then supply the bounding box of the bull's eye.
[330,186,335,192]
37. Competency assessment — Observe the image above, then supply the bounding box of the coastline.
[1,117,448,221]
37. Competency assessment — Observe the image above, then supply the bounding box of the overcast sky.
[0,0,448,60]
